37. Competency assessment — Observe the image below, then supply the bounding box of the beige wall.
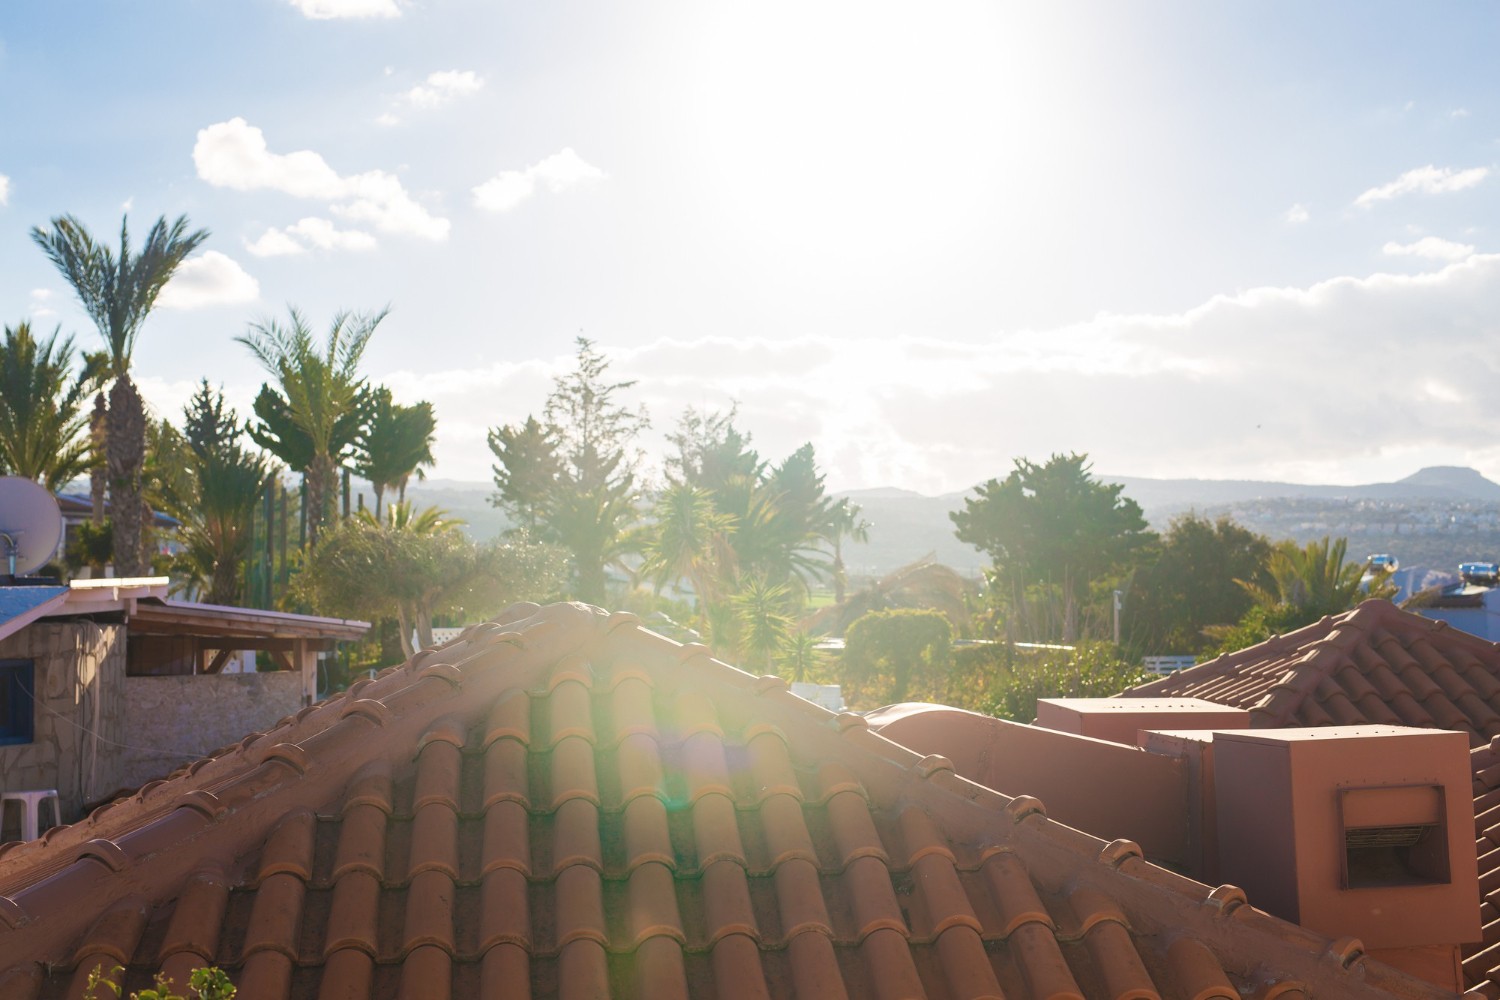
[117,672,303,791]
[0,622,127,824]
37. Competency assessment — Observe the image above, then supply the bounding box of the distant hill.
[1101,465,1500,516]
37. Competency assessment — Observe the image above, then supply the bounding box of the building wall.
[0,622,126,824]
[116,672,303,791]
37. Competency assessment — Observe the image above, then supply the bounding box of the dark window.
[0,659,36,746]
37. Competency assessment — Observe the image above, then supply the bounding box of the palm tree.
[821,496,870,605]
[638,483,738,609]
[31,214,210,575]
[732,576,795,672]
[1239,536,1391,619]
[237,307,385,545]
[0,321,107,491]
[354,386,436,520]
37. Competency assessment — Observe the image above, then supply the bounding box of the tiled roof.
[1467,737,1500,996]
[0,602,1455,999]
[1124,599,1500,746]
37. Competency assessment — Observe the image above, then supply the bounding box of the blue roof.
[0,586,68,631]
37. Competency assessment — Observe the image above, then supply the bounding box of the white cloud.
[194,117,449,240]
[156,251,260,310]
[1285,203,1309,224]
[375,113,400,128]
[28,288,54,319]
[370,254,1500,493]
[246,217,377,256]
[0,174,9,207]
[1451,108,1471,119]
[287,0,398,19]
[1354,164,1489,207]
[404,70,483,110]
[473,148,606,212]
[1382,236,1475,261]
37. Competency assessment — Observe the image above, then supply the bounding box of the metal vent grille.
[1345,824,1430,850]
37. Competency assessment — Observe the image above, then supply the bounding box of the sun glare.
[685,2,1064,268]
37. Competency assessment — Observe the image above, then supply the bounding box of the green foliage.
[294,503,565,657]
[952,453,1152,642]
[238,306,385,542]
[774,629,826,683]
[985,644,1150,723]
[638,408,843,641]
[488,415,563,534]
[66,519,113,571]
[1203,535,1393,656]
[31,212,209,576]
[84,962,235,1000]
[354,385,436,518]
[159,383,273,604]
[30,214,210,375]
[0,320,107,489]
[841,608,953,705]
[731,576,796,671]
[488,338,647,603]
[807,556,970,638]
[1124,514,1271,655]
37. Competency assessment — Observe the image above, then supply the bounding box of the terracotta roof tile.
[0,602,1460,998]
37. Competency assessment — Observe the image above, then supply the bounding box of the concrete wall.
[0,622,127,825]
[117,672,303,791]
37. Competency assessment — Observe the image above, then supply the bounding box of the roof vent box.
[1035,697,1249,747]
[1212,726,1478,951]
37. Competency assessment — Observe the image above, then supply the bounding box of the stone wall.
[0,622,126,826]
[117,672,303,791]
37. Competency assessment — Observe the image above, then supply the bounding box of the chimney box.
[1035,697,1250,746]
[1212,725,1478,954]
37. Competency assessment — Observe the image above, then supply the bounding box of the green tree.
[238,307,385,545]
[637,482,738,608]
[0,321,107,490]
[354,386,436,519]
[295,502,564,656]
[487,415,563,534]
[31,213,210,575]
[161,383,273,604]
[488,338,647,603]
[1124,514,1272,655]
[951,453,1153,642]
[841,608,953,705]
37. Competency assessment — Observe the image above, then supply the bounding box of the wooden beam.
[130,635,336,653]
[295,637,315,707]
[267,649,293,673]
[204,648,235,674]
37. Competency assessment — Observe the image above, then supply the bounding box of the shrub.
[985,643,1148,723]
[841,608,952,707]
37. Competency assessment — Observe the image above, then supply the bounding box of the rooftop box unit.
[1035,697,1249,747]
[1212,725,1478,978]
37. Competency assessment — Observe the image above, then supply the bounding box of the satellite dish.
[0,477,65,578]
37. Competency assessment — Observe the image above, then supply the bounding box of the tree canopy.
[952,453,1151,641]
[488,338,647,603]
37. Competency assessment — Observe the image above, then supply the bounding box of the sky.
[3,2,1500,495]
